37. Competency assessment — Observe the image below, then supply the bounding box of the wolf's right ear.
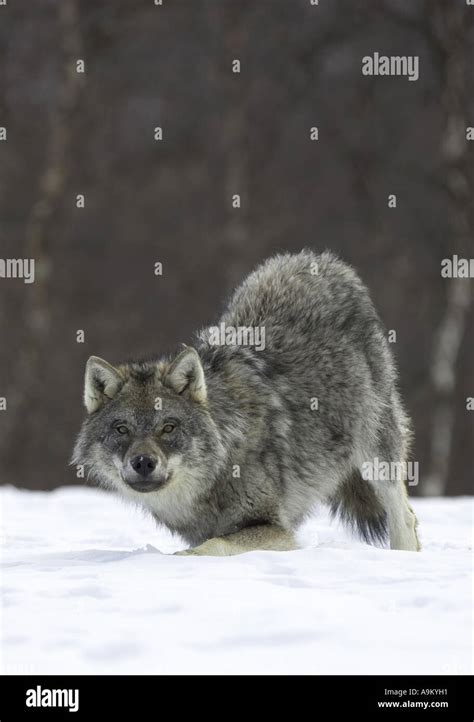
[165,346,207,404]
[84,356,124,413]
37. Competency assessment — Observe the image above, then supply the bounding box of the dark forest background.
[0,0,472,495]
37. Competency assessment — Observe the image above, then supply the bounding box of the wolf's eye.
[115,425,129,435]
[162,423,175,434]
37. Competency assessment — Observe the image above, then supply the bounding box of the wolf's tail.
[329,468,389,546]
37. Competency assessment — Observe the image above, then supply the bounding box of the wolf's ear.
[165,347,207,404]
[84,356,124,413]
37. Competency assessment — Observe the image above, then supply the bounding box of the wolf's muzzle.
[124,455,168,492]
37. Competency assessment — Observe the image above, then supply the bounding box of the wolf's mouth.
[121,472,170,493]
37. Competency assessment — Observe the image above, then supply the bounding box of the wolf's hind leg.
[175,524,298,556]
[383,481,420,551]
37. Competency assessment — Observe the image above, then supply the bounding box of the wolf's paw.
[174,538,230,557]
[174,549,198,556]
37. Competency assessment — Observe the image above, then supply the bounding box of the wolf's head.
[72,347,225,520]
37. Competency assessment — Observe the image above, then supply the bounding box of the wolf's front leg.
[175,524,298,556]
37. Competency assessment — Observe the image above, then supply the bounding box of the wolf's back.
[219,249,383,356]
[212,249,401,448]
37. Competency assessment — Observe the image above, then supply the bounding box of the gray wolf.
[72,250,420,555]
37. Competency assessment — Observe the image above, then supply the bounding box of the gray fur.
[72,250,420,554]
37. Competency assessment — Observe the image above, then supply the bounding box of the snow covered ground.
[0,486,472,675]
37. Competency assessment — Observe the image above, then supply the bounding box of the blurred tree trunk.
[0,0,83,470]
[424,1,472,496]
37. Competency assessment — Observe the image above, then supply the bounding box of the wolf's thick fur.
[73,251,420,554]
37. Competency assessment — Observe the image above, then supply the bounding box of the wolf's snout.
[124,454,168,492]
[130,455,156,478]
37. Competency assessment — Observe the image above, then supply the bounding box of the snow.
[0,486,472,675]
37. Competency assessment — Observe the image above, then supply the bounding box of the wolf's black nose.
[130,455,156,478]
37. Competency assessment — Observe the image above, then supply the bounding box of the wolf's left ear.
[84,356,124,413]
[165,347,207,404]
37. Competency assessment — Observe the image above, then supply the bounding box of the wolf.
[72,250,420,555]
